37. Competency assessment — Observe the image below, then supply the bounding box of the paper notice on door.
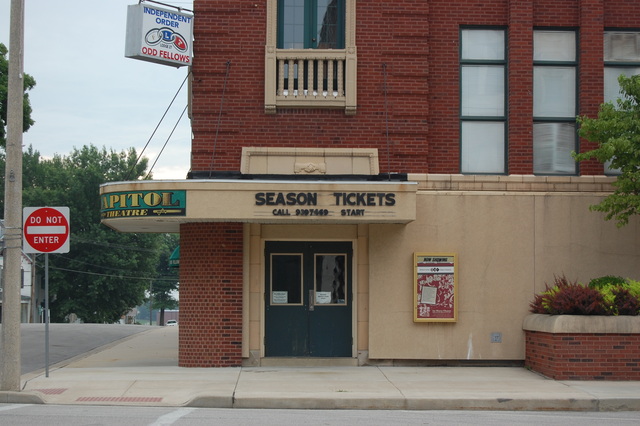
[420,286,437,304]
[272,291,288,304]
[315,291,332,304]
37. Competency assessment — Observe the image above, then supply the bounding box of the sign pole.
[21,206,70,380]
[45,253,49,377]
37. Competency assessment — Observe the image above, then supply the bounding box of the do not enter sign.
[23,207,70,253]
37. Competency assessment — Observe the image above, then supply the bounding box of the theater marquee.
[100,180,417,233]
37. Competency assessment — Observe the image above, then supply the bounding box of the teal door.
[265,241,353,357]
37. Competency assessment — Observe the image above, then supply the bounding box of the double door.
[265,241,352,357]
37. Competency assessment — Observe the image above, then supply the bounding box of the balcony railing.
[265,48,357,114]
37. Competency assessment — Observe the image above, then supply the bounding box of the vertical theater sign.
[125,2,193,67]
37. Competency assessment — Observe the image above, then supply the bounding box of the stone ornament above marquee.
[240,147,380,175]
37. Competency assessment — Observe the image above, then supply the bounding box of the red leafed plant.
[610,287,640,316]
[529,275,607,315]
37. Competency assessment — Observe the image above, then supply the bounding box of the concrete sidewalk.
[3,327,640,411]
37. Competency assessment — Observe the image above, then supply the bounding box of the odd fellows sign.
[125,3,193,67]
[101,190,186,218]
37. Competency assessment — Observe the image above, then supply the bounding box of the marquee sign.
[101,190,186,219]
[99,181,417,233]
[125,3,193,67]
[253,191,397,219]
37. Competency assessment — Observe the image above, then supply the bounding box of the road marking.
[149,407,196,425]
[76,396,163,403]
[32,388,67,395]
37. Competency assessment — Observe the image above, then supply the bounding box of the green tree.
[0,42,36,146]
[151,233,179,325]
[12,145,164,323]
[575,74,640,227]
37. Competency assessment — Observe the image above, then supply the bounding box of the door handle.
[309,289,315,311]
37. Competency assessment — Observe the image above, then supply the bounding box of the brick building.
[103,0,640,367]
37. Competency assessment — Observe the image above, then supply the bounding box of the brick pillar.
[578,0,605,175]
[178,222,244,367]
[507,0,534,174]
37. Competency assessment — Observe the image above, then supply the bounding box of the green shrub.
[588,275,627,289]
[598,279,640,315]
[627,279,640,299]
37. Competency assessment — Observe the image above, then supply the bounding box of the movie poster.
[414,253,457,322]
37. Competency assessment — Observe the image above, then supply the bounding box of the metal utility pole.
[149,280,153,325]
[1,0,25,391]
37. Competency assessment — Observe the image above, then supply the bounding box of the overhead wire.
[146,103,189,179]
[139,0,193,14]
[44,265,178,282]
[124,70,190,181]
[383,63,391,180]
[72,236,159,253]
[208,61,232,177]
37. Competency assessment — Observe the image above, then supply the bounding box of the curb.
[0,391,45,404]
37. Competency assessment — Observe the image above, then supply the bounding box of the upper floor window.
[265,0,356,114]
[603,31,640,175]
[533,30,577,175]
[604,31,640,102]
[278,0,345,49]
[460,28,507,174]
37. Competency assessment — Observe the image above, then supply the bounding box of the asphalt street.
[0,323,155,374]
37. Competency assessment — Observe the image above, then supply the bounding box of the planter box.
[523,314,640,380]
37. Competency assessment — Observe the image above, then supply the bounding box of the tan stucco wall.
[367,190,640,361]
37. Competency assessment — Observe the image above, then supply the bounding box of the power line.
[146,104,189,179]
[124,70,190,180]
[72,236,159,253]
[208,61,232,176]
[44,265,178,282]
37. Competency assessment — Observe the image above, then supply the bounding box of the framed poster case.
[414,253,457,322]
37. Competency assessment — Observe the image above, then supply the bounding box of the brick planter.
[523,314,640,380]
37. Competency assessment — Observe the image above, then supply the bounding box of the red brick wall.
[178,222,244,367]
[507,1,534,174]
[525,331,640,380]
[578,0,605,175]
[191,0,636,176]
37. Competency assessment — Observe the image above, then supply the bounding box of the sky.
[1,0,194,180]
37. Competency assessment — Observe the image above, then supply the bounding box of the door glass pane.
[271,254,302,304]
[533,67,576,117]
[282,0,305,49]
[461,122,505,173]
[461,65,505,116]
[315,254,346,305]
